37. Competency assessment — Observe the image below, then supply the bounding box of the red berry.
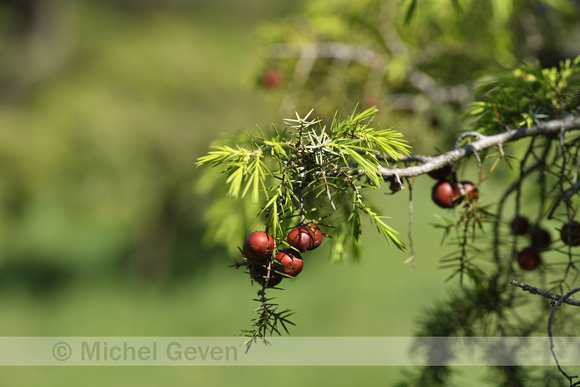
[243,231,276,263]
[459,181,478,200]
[250,264,283,288]
[428,164,453,180]
[261,68,283,89]
[432,181,462,208]
[517,247,542,271]
[560,221,580,246]
[308,223,323,249]
[287,226,314,252]
[532,228,551,250]
[510,216,529,236]
[287,223,324,252]
[274,248,303,277]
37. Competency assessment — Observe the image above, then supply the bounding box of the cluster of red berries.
[428,165,478,209]
[512,216,580,271]
[242,223,323,288]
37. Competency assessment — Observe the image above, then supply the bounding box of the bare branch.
[454,131,486,149]
[272,43,472,106]
[407,69,472,105]
[548,286,580,385]
[509,280,580,307]
[379,115,580,178]
[279,46,317,115]
[272,43,382,67]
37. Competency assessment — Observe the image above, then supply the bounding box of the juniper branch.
[378,115,580,178]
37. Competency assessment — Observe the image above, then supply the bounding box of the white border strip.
[0,337,577,366]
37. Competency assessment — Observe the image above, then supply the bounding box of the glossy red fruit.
[250,264,283,288]
[432,181,462,208]
[510,216,529,236]
[287,226,314,252]
[560,221,580,246]
[274,248,304,277]
[261,68,283,89]
[517,247,542,271]
[308,223,323,249]
[459,181,479,200]
[243,231,275,263]
[428,164,453,180]
[532,228,551,250]
[287,223,324,252]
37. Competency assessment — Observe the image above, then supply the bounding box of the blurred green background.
[0,0,572,386]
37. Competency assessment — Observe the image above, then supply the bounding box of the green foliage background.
[0,0,578,385]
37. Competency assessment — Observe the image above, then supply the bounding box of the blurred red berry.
[517,247,541,270]
[261,68,283,89]
[560,221,580,246]
[428,165,453,180]
[459,181,479,200]
[432,181,462,208]
[532,228,551,250]
[510,216,529,236]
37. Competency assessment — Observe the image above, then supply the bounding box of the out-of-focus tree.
[0,0,291,286]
